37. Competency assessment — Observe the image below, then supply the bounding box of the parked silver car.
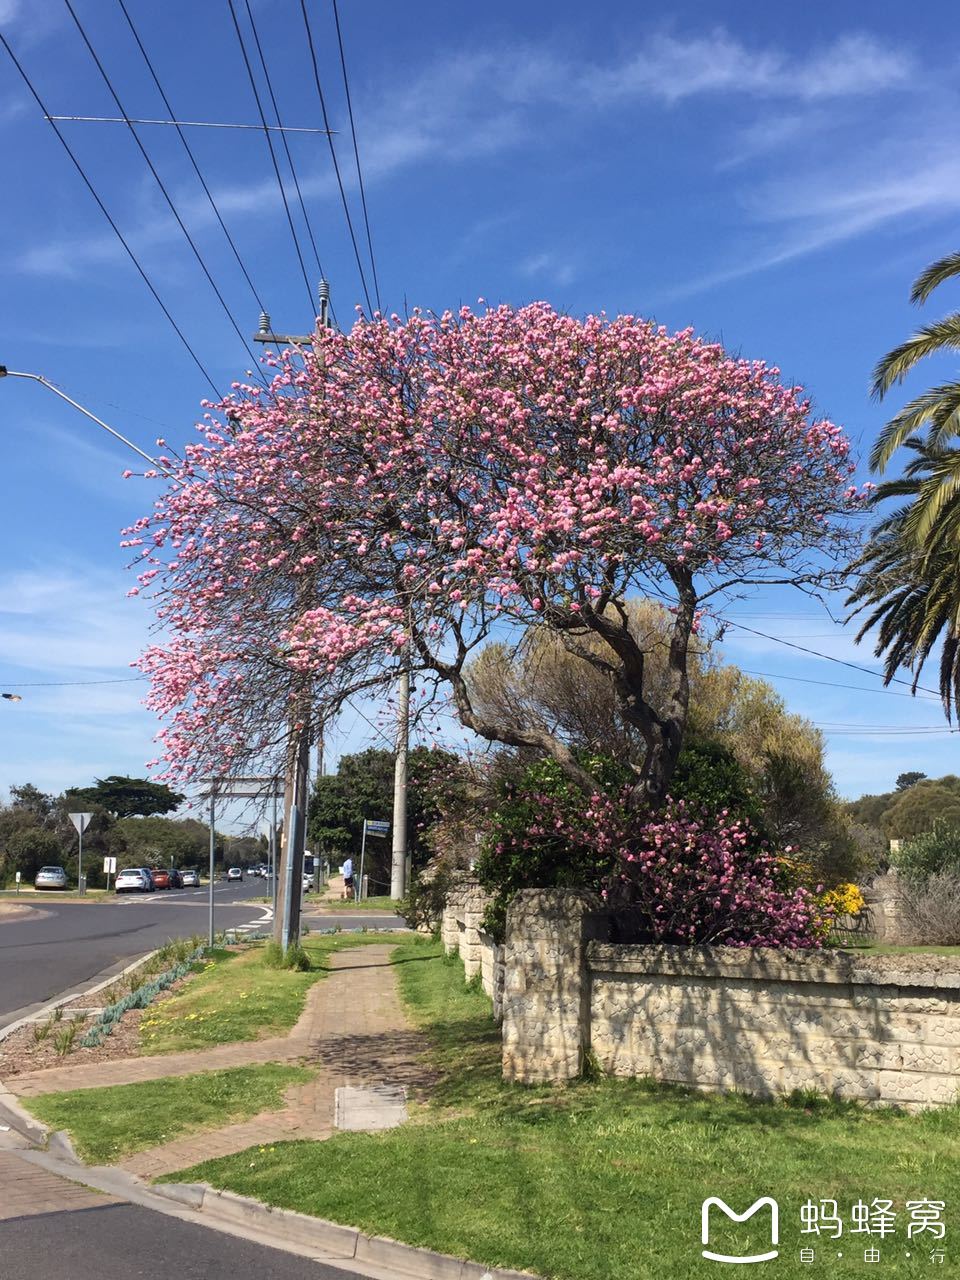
[34,865,68,890]
[180,868,200,888]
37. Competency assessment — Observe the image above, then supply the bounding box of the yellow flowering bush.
[821,882,865,918]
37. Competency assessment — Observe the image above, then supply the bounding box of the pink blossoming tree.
[127,303,860,809]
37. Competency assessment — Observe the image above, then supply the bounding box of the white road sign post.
[69,812,93,895]
[359,819,390,902]
[103,855,117,892]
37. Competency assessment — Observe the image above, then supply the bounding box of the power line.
[299,0,374,315]
[1,676,147,687]
[331,0,381,314]
[343,697,395,749]
[46,114,333,134]
[718,617,944,699]
[739,667,940,701]
[0,31,221,398]
[64,0,268,387]
[242,0,328,293]
[226,0,316,316]
[819,732,960,742]
[116,0,267,317]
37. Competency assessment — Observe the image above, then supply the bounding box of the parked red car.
[148,868,172,890]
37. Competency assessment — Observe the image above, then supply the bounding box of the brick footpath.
[0,1151,120,1219]
[8,945,432,1179]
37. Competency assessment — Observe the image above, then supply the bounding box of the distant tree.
[883,780,960,840]
[308,747,472,888]
[65,776,184,819]
[4,828,62,881]
[223,835,265,865]
[896,771,927,791]
[845,791,896,830]
[110,816,210,867]
[9,783,53,819]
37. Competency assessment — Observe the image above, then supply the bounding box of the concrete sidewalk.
[8,944,433,1179]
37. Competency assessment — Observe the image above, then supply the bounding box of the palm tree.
[870,250,960,472]
[849,441,960,714]
[851,252,960,716]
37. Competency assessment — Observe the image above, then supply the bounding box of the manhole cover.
[334,1084,407,1131]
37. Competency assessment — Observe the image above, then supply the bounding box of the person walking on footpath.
[342,855,354,900]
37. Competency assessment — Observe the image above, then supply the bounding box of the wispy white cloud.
[518,250,578,287]
[580,32,912,106]
[0,565,152,671]
[668,141,960,301]
[11,27,916,282]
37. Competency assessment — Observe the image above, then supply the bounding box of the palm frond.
[869,382,960,471]
[911,250,960,305]
[871,315,960,400]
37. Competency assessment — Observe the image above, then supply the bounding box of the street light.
[0,366,173,477]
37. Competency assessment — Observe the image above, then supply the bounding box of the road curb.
[0,1088,47,1146]
[47,1129,81,1164]
[150,1181,538,1279]
[0,948,160,1043]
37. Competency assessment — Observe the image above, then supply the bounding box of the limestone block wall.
[440,874,504,1019]
[479,929,505,1021]
[588,944,960,1109]
[440,872,475,956]
[862,871,912,946]
[501,889,606,1084]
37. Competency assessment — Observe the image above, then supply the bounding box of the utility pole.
[390,661,409,900]
[256,281,329,951]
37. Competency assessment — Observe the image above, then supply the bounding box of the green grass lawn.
[166,936,960,1280]
[141,933,402,1054]
[0,887,110,901]
[306,895,401,913]
[840,942,960,956]
[26,1064,310,1163]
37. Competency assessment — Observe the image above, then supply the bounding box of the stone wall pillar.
[501,889,607,1084]
[440,871,475,956]
[863,871,911,945]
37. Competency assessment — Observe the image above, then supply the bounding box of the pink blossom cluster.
[618,799,827,947]
[490,788,827,948]
[122,303,863,780]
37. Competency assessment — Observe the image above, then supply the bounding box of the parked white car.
[115,867,153,894]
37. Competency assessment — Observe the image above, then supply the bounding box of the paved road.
[0,886,406,1028]
[0,881,270,1026]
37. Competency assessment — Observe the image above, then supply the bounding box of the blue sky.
[2,0,959,818]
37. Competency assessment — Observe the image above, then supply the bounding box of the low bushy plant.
[894,822,960,881]
[899,871,960,944]
[261,940,311,971]
[477,748,827,946]
[475,753,631,938]
[399,863,454,933]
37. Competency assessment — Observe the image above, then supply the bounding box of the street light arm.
[0,366,176,479]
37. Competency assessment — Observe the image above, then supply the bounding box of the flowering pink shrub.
[479,766,828,946]
[619,799,828,948]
